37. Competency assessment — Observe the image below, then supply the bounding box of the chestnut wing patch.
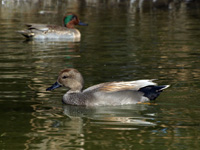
[99,82,139,92]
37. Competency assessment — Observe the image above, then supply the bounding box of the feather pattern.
[99,80,157,92]
[18,24,81,39]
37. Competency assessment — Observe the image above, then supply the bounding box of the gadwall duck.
[18,13,88,39]
[46,68,169,106]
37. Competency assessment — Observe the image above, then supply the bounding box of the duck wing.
[83,80,169,106]
[17,23,50,38]
[83,80,157,93]
[18,24,69,38]
[25,24,68,31]
[25,23,50,31]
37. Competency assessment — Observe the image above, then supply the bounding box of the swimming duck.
[46,68,169,106]
[18,13,88,39]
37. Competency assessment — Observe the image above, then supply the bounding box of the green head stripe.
[64,15,74,25]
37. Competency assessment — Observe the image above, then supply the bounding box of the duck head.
[63,13,88,28]
[46,68,84,92]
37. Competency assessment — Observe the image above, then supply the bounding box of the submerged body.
[18,13,87,39]
[46,68,169,106]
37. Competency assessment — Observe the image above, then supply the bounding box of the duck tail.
[17,30,34,38]
[138,85,170,101]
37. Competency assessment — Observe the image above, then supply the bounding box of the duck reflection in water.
[62,104,158,129]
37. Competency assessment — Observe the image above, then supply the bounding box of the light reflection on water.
[23,102,200,149]
[0,0,200,150]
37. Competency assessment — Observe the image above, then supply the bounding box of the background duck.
[18,13,88,39]
[46,68,170,106]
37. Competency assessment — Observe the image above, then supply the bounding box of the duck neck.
[67,89,81,94]
[67,84,83,94]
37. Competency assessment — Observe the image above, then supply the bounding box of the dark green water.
[0,0,200,149]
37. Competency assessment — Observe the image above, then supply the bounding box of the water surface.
[0,0,200,149]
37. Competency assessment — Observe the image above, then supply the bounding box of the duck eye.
[62,76,68,79]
